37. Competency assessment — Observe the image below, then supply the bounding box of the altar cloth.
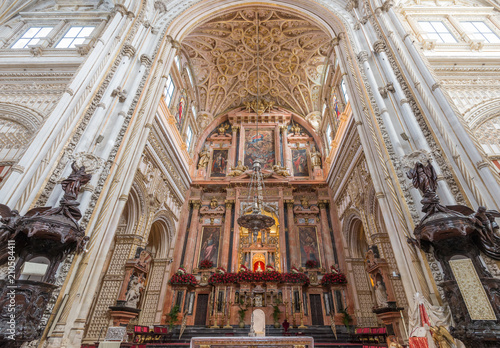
[190,336,314,348]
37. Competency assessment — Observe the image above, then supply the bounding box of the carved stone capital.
[11,164,25,174]
[373,40,386,54]
[231,125,240,133]
[191,200,201,210]
[140,54,152,67]
[154,1,168,13]
[357,51,370,64]
[122,43,136,58]
[382,0,394,12]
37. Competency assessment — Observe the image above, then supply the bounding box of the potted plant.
[272,299,282,328]
[340,307,352,335]
[167,305,180,332]
[237,298,248,328]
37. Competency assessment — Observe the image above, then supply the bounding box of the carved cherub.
[210,198,218,209]
[228,160,248,176]
[217,123,230,135]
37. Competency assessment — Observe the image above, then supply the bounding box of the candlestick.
[298,299,307,329]
[224,301,233,328]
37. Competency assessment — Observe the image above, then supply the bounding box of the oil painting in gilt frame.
[298,226,321,267]
[210,149,228,177]
[244,129,275,170]
[292,149,309,177]
[198,226,221,267]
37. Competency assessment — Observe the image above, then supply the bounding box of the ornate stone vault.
[182,8,333,119]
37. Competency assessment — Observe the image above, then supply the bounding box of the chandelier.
[237,12,275,242]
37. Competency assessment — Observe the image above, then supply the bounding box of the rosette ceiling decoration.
[182,8,334,119]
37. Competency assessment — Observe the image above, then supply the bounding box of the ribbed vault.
[182,7,334,119]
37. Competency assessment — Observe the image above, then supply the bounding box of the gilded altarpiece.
[163,107,351,330]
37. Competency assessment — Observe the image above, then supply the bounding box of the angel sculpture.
[407,161,438,195]
[272,163,290,177]
[228,161,248,176]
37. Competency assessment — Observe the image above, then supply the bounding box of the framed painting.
[244,129,275,170]
[298,226,321,267]
[210,149,228,177]
[198,226,221,267]
[292,149,309,177]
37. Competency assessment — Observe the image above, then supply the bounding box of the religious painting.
[210,150,228,177]
[292,149,309,177]
[198,226,220,267]
[244,129,275,170]
[298,226,321,267]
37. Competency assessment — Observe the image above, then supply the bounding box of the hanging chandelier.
[237,12,275,242]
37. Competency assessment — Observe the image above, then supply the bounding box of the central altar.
[190,336,314,348]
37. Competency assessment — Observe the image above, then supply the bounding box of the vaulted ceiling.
[182,8,334,119]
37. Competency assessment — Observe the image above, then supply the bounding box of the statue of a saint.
[228,161,248,176]
[375,280,388,308]
[198,148,210,169]
[62,162,92,199]
[310,148,322,167]
[125,275,145,308]
[406,161,438,195]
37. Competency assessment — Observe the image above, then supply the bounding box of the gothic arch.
[343,211,370,259]
[146,213,176,259]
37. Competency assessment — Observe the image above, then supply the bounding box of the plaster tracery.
[183,8,333,119]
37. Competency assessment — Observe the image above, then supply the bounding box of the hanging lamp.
[237,12,275,243]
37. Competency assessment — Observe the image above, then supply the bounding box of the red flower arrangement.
[207,270,310,285]
[282,272,310,285]
[305,260,319,269]
[320,272,347,285]
[199,259,213,269]
[208,272,238,285]
[169,273,198,286]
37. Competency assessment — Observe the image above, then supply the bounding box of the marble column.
[318,202,335,269]
[185,201,201,272]
[221,200,234,269]
[285,200,299,269]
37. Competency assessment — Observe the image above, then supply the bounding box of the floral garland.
[282,272,310,285]
[320,272,347,285]
[208,272,238,285]
[169,273,198,286]
[207,270,310,285]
